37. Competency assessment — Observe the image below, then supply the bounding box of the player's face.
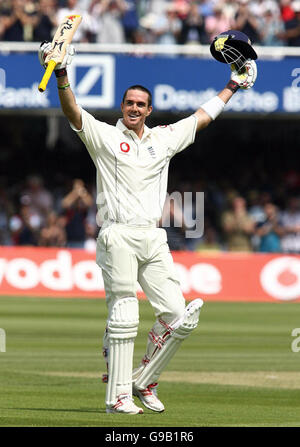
[121,90,152,133]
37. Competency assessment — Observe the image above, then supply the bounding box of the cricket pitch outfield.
[0,296,299,427]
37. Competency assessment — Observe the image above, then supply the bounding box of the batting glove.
[230,59,257,90]
[38,41,75,72]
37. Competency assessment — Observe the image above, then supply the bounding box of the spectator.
[84,221,97,251]
[152,3,182,45]
[38,211,66,246]
[219,0,239,22]
[248,190,266,223]
[138,11,158,43]
[248,190,274,251]
[280,0,295,22]
[122,0,139,43]
[90,0,127,44]
[258,7,285,46]
[148,0,168,15]
[221,195,255,251]
[205,4,234,42]
[0,1,9,37]
[78,0,94,8]
[32,0,57,42]
[233,0,261,44]
[280,196,300,253]
[9,200,41,246]
[179,1,208,44]
[198,0,214,19]
[57,0,96,42]
[255,202,284,252]
[277,0,300,46]
[250,0,280,18]
[173,0,190,20]
[61,178,93,248]
[195,225,222,253]
[0,0,37,41]
[21,175,54,226]
[0,179,13,245]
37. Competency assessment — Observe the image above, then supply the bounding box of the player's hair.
[122,85,152,107]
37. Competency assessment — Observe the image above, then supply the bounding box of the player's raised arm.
[38,41,82,130]
[194,30,258,132]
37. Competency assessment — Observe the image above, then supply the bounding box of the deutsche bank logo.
[68,55,115,108]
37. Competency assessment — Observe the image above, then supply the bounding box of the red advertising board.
[0,246,300,302]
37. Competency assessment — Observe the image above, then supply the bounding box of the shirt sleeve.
[69,107,112,164]
[154,114,197,159]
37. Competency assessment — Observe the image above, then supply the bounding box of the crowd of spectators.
[161,174,300,254]
[0,175,99,251]
[1,169,300,253]
[1,0,300,46]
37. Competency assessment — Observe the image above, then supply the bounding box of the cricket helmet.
[210,30,257,70]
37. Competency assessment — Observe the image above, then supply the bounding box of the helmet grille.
[220,43,247,71]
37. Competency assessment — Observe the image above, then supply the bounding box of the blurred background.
[0,0,300,255]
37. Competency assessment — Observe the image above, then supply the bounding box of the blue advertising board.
[0,52,300,113]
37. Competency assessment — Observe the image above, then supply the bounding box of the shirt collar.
[116,119,151,140]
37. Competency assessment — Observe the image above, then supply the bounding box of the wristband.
[57,83,70,90]
[200,96,225,120]
[226,80,240,93]
[55,67,67,78]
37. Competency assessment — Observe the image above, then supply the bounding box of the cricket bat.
[38,14,82,93]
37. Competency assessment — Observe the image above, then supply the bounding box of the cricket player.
[38,31,257,415]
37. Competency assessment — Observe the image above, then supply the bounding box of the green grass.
[0,296,300,427]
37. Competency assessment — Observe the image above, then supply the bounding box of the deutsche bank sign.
[68,55,115,108]
[2,52,300,112]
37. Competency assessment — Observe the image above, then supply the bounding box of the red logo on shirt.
[120,142,130,153]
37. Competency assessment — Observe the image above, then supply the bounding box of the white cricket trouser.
[97,223,187,402]
[96,223,185,320]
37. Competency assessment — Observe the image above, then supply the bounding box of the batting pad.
[134,298,203,390]
[106,297,139,406]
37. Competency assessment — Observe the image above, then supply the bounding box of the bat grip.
[38,60,57,92]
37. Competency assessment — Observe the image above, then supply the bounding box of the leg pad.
[134,298,203,390]
[105,297,139,406]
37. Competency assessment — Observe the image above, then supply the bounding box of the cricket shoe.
[133,383,165,413]
[106,394,144,414]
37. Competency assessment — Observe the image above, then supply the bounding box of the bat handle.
[38,60,57,92]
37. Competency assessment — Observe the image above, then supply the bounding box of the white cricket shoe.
[133,383,165,413]
[106,394,144,414]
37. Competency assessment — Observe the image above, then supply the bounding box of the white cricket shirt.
[71,108,197,226]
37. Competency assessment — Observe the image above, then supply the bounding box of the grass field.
[0,296,300,427]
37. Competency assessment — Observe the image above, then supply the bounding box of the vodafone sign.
[0,247,299,302]
[260,257,300,301]
[0,248,104,297]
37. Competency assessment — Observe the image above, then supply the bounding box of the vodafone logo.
[0,250,222,296]
[0,251,104,292]
[120,142,130,153]
[260,257,300,301]
[2,247,300,302]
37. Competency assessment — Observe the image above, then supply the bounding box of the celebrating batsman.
[39,30,257,415]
